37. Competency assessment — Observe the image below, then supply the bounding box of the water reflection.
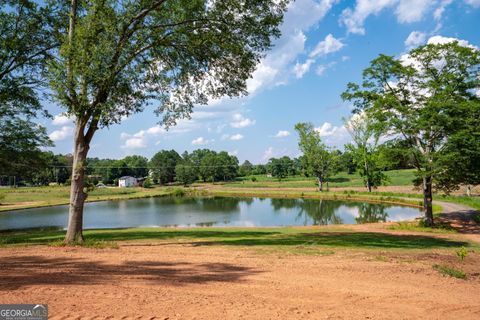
[270,198,343,225]
[0,196,421,230]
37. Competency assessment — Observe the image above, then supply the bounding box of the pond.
[0,196,422,231]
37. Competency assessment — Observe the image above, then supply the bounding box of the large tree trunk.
[423,176,434,226]
[65,126,89,243]
[466,185,472,197]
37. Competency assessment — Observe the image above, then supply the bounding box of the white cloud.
[230,134,244,141]
[120,119,199,149]
[49,126,73,142]
[427,35,478,49]
[315,61,336,76]
[263,147,275,161]
[465,0,480,7]
[293,59,314,79]
[273,130,291,138]
[340,0,434,35]
[230,114,256,128]
[405,31,426,49]
[52,114,73,126]
[123,137,147,149]
[192,137,214,146]
[228,150,239,156]
[261,146,295,162]
[434,0,452,21]
[395,0,432,23]
[315,122,350,147]
[309,34,344,58]
[316,65,327,76]
[245,0,338,94]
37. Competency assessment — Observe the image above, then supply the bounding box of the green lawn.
[0,186,172,211]
[0,227,474,251]
[226,169,417,188]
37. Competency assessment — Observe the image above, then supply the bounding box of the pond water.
[0,197,422,231]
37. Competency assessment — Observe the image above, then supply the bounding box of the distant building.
[118,176,138,187]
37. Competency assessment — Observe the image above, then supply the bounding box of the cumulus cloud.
[395,0,432,23]
[293,59,314,79]
[228,150,239,156]
[340,0,434,35]
[405,31,426,49]
[315,122,350,147]
[273,130,291,138]
[230,114,256,128]
[49,126,73,142]
[309,34,344,58]
[261,146,296,162]
[121,118,199,149]
[245,0,338,94]
[427,35,478,49]
[315,61,336,76]
[192,137,214,146]
[52,114,73,126]
[229,134,244,141]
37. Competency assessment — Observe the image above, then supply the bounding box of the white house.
[118,176,138,188]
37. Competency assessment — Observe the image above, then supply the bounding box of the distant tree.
[377,140,415,170]
[175,161,197,186]
[338,151,356,174]
[215,151,239,181]
[295,122,339,191]
[267,157,293,181]
[123,155,148,178]
[342,41,480,225]
[46,0,287,243]
[252,164,267,175]
[344,113,388,192]
[149,150,181,184]
[239,160,254,176]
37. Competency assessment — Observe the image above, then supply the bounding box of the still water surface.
[0,196,422,230]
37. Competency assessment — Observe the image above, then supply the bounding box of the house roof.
[119,176,136,180]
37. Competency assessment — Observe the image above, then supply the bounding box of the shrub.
[142,178,153,188]
[251,176,257,182]
[456,246,468,262]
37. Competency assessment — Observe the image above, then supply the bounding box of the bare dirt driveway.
[1,240,479,320]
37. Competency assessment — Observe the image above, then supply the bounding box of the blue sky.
[44,0,480,164]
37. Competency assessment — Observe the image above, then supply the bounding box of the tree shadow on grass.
[0,255,259,291]
[1,229,470,250]
[189,232,469,249]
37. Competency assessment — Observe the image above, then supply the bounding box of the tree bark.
[65,124,89,243]
[318,176,323,192]
[423,176,434,226]
[367,181,372,193]
[466,185,472,197]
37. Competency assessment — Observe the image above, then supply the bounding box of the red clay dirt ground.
[0,238,479,320]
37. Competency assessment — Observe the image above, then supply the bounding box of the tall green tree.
[123,155,148,178]
[175,161,197,186]
[47,0,287,242]
[149,150,181,184]
[295,122,339,191]
[342,41,480,226]
[239,160,254,176]
[0,1,54,178]
[344,113,387,192]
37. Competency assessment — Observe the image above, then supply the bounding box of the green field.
[0,186,171,211]
[0,227,475,251]
[227,169,417,188]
